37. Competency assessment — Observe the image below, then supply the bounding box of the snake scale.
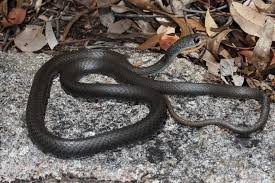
[26,34,270,158]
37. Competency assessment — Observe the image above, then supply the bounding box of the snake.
[26,34,270,158]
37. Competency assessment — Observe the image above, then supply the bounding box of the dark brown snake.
[26,34,270,158]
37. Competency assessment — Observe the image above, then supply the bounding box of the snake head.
[187,33,208,47]
[169,33,208,54]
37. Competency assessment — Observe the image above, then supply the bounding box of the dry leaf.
[107,19,132,34]
[219,48,231,59]
[35,0,42,13]
[271,49,275,65]
[0,0,8,17]
[96,0,118,8]
[14,25,47,52]
[111,1,129,13]
[138,33,164,50]
[127,0,158,10]
[97,0,115,27]
[38,14,49,21]
[239,50,254,63]
[272,77,275,86]
[163,14,191,36]
[176,18,191,37]
[46,21,58,50]
[230,2,275,41]
[129,0,191,37]
[251,18,274,75]
[155,0,172,13]
[253,0,275,13]
[98,10,114,27]
[220,58,244,85]
[244,0,258,10]
[186,18,206,32]
[156,17,170,23]
[157,25,175,34]
[247,78,273,91]
[136,20,155,34]
[205,9,218,37]
[61,10,88,41]
[170,0,198,15]
[202,50,220,76]
[232,75,244,86]
[247,78,275,101]
[159,34,179,50]
[170,0,184,15]
[208,29,233,58]
[220,58,238,77]
[1,8,26,27]
[77,0,97,8]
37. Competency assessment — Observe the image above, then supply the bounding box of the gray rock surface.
[0,49,274,182]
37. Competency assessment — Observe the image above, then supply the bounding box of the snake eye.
[193,37,200,44]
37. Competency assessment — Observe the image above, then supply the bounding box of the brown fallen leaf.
[137,33,164,50]
[107,19,133,34]
[208,29,233,58]
[1,8,26,27]
[230,2,275,41]
[135,20,155,34]
[128,0,191,36]
[170,0,198,15]
[162,14,191,37]
[202,50,220,76]
[111,1,129,13]
[127,0,159,10]
[239,50,254,64]
[77,0,97,8]
[186,18,206,32]
[251,18,274,76]
[155,0,172,13]
[175,18,191,37]
[159,34,179,50]
[38,14,49,21]
[97,0,120,8]
[253,0,275,13]
[219,48,231,59]
[271,49,275,65]
[97,0,115,27]
[205,9,218,37]
[157,25,175,34]
[244,35,257,47]
[244,0,258,10]
[14,25,47,52]
[247,78,273,91]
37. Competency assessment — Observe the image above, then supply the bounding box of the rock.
[0,50,274,182]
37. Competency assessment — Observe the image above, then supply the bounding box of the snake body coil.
[26,34,270,158]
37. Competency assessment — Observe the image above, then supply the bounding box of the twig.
[113,13,195,18]
[2,39,14,52]
[113,3,228,19]
[181,4,228,14]
[55,19,60,39]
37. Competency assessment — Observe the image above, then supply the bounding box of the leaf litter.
[0,0,274,100]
